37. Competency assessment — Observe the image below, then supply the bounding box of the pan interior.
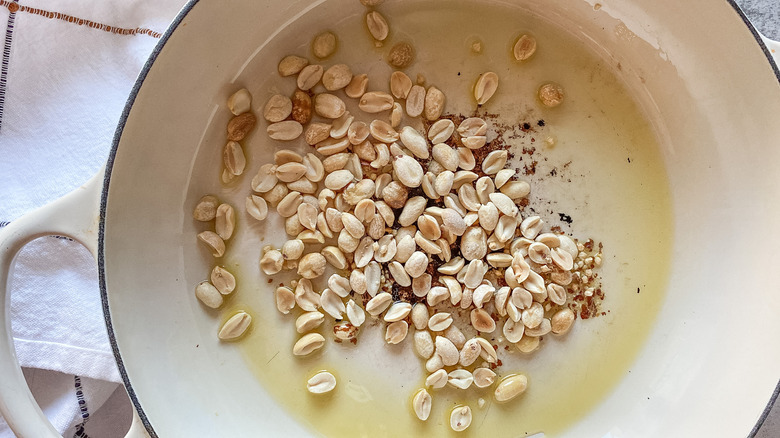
[101,0,780,436]
[212,1,672,436]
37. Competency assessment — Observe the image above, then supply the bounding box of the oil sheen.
[223,0,674,436]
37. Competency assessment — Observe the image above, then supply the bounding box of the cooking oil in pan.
[224,0,673,436]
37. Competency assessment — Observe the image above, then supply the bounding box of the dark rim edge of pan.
[97,1,780,436]
[99,0,200,436]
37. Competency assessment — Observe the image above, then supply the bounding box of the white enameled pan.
[1,0,779,436]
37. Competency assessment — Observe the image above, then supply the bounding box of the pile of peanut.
[193,0,602,433]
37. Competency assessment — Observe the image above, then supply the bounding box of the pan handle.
[0,170,103,436]
[0,168,147,438]
[126,410,153,438]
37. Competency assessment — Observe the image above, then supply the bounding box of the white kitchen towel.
[0,369,126,437]
[0,0,185,434]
